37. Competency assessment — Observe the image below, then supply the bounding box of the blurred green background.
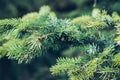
[1,0,120,19]
[0,0,120,80]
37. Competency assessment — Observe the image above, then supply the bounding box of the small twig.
[38,33,54,40]
[93,0,97,7]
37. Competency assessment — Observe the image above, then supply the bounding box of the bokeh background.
[0,0,120,80]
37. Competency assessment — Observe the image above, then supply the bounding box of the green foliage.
[50,8,120,80]
[51,46,115,80]
[1,5,120,80]
[113,53,120,66]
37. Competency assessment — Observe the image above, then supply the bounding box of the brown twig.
[38,33,54,40]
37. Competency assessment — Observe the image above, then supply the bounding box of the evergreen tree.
[0,5,120,80]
